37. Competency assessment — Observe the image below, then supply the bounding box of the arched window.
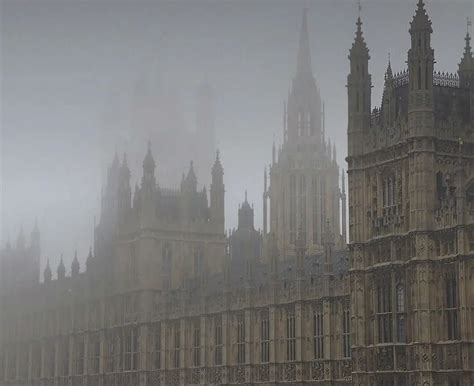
[396,284,406,342]
[376,280,392,343]
[446,272,459,340]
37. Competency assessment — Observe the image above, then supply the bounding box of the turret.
[458,30,474,88]
[142,142,157,191]
[382,58,396,128]
[86,247,94,272]
[347,15,371,156]
[182,161,198,194]
[238,191,254,230]
[43,259,52,283]
[210,151,225,231]
[71,251,80,277]
[57,255,66,280]
[407,0,434,136]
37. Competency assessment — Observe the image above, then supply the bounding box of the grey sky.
[1,0,472,273]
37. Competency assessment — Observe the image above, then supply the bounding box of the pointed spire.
[143,141,155,171]
[410,0,432,34]
[71,250,80,277]
[212,149,223,177]
[296,8,313,78]
[86,246,93,271]
[186,160,197,189]
[142,141,156,189]
[57,255,66,280]
[459,23,473,77]
[385,53,393,80]
[350,15,369,57]
[44,259,52,282]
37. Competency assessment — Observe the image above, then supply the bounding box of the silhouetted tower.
[347,16,371,157]
[459,29,474,88]
[210,151,225,232]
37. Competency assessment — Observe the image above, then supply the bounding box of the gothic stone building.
[2,2,473,386]
[347,1,474,385]
[263,10,347,257]
[0,142,351,386]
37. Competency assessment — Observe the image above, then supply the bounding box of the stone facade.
[0,149,350,386]
[1,2,473,386]
[347,1,474,385]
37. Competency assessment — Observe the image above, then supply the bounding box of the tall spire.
[296,8,313,78]
[71,250,80,277]
[44,259,52,283]
[57,255,66,280]
[459,27,474,87]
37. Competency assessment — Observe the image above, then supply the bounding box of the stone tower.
[264,9,345,256]
[348,2,474,385]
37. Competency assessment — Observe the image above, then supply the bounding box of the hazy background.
[1,0,472,273]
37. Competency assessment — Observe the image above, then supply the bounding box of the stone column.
[221,312,229,384]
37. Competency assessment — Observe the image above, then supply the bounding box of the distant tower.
[210,151,225,232]
[458,28,474,87]
[267,9,344,255]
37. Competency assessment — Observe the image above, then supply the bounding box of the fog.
[1,0,472,272]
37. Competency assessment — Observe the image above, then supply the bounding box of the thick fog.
[1,0,472,272]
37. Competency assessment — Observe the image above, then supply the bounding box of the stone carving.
[311,361,324,380]
[284,363,296,381]
[257,364,270,382]
[376,347,394,371]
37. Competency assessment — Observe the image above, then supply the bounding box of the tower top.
[350,16,369,58]
[410,0,432,34]
[296,8,313,78]
[143,141,155,171]
[212,150,223,177]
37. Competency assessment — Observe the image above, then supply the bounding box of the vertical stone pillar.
[244,309,251,383]
[99,329,105,374]
[295,302,303,382]
[221,312,229,384]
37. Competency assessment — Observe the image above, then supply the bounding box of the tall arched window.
[446,271,459,340]
[396,284,406,342]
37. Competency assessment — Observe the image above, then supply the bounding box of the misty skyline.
[1,0,472,273]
